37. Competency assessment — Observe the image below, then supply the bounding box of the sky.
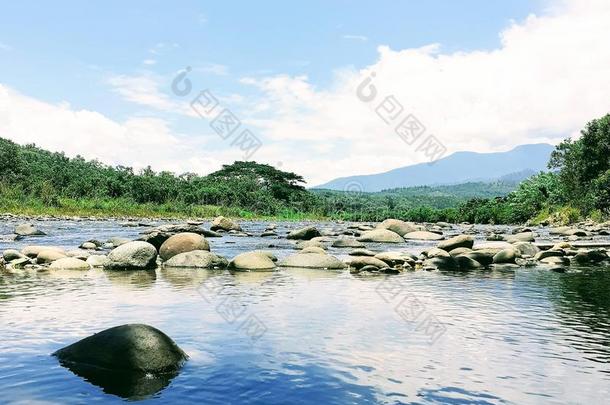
[1,0,609,186]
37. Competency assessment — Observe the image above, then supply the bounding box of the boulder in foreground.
[53,324,187,373]
[159,233,210,261]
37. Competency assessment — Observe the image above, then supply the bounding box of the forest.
[1,114,609,224]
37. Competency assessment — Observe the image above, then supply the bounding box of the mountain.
[314,143,554,192]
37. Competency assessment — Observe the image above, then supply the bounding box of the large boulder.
[403,231,444,241]
[139,224,219,250]
[210,216,242,232]
[280,253,346,269]
[164,251,228,269]
[437,235,474,251]
[159,233,210,261]
[49,257,91,270]
[376,219,417,236]
[331,238,365,248]
[228,251,276,271]
[53,324,187,373]
[105,242,158,270]
[357,229,404,243]
[14,223,46,236]
[287,226,321,240]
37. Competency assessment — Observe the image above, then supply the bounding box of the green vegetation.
[1,113,608,223]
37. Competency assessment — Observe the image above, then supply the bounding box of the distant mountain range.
[314,143,554,192]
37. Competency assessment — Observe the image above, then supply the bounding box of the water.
[1,219,610,404]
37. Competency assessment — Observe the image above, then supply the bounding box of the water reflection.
[160,267,214,288]
[104,269,157,290]
[57,360,179,400]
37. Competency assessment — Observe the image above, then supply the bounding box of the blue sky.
[1,0,608,185]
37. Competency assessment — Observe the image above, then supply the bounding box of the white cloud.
[0,41,11,51]
[231,0,610,184]
[107,74,179,112]
[342,34,368,42]
[0,84,244,176]
[142,59,157,66]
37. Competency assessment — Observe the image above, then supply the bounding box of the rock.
[36,249,68,264]
[403,231,444,241]
[376,219,417,236]
[295,240,326,250]
[572,249,608,264]
[331,238,365,248]
[534,250,565,261]
[348,248,376,256]
[228,251,276,271]
[455,255,484,270]
[159,233,210,261]
[426,248,451,258]
[105,241,158,270]
[493,248,518,264]
[448,247,473,256]
[505,232,535,243]
[21,245,63,258]
[164,251,228,269]
[80,242,97,250]
[49,257,91,270]
[301,246,327,255]
[261,231,277,237]
[549,266,567,273]
[87,255,109,267]
[512,242,540,258]
[358,229,404,243]
[53,324,187,373]
[437,235,474,251]
[67,250,91,260]
[474,241,513,251]
[14,223,46,236]
[423,256,458,270]
[3,249,25,262]
[541,256,571,265]
[551,242,572,251]
[347,256,389,270]
[463,251,495,266]
[210,216,242,232]
[287,226,321,240]
[374,252,416,267]
[280,253,346,269]
[107,237,131,248]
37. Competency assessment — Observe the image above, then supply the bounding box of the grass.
[0,195,330,221]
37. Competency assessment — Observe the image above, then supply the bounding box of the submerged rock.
[105,241,158,270]
[159,233,210,261]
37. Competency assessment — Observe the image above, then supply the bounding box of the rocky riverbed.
[2,215,610,403]
[2,216,610,274]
